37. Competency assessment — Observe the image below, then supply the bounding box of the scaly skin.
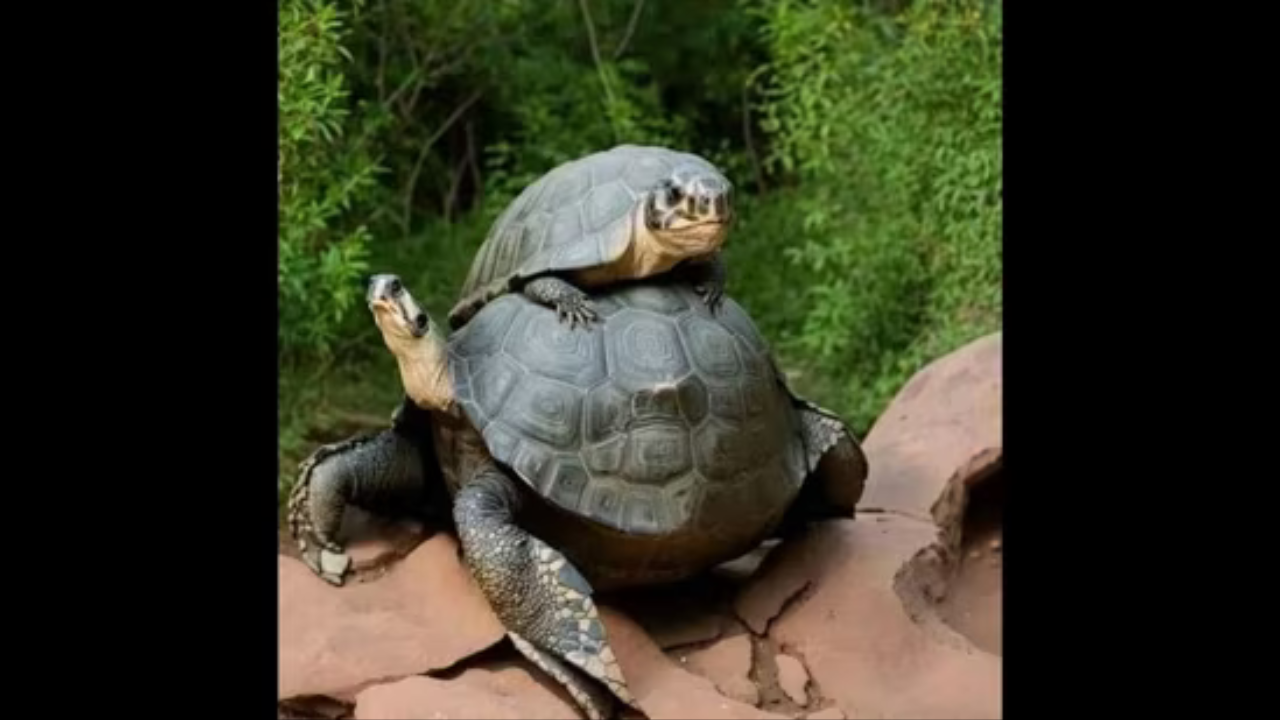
[453,467,635,719]
[771,405,869,540]
[522,275,600,330]
[681,253,728,313]
[518,251,727,330]
[288,399,444,585]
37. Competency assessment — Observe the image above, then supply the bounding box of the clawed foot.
[524,276,600,331]
[289,488,353,586]
[684,256,726,315]
[510,632,616,720]
[300,546,353,586]
[510,536,636,712]
[694,282,724,314]
[287,440,356,586]
[555,295,600,330]
[286,423,434,588]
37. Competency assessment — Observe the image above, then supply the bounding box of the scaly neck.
[627,212,690,278]
[628,211,723,278]
[393,325,455,412]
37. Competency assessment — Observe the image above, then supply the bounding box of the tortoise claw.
[695,284,724,314]
[301,546,352,586]
[556,297,599,331]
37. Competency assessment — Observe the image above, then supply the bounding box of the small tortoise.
[447,145,734,331]
[290,274,867,719]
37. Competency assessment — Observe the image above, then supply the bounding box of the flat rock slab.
[600,607,787,720]
[354,662,579,719]
[860,332,1002,522]
[703,335,1003,718]
[774,653,809,706]
[733,557,811,635]
[676,632,758,706]
[278,534,504,700]
[741,519,1001,719]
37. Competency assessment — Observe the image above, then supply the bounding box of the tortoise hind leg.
[806,405,869,518]
[454,467,635,719]
[774,405,869,538]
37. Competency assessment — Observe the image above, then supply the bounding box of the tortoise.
[447,144,735,331]
[289,274,868,719]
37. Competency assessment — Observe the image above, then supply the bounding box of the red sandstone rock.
[774,653,809,705]
[746,519,1001,719]
[678,632,759,706]
[732,564,810,635]
[278,534,504,700]
[730,334,1004,718]
[600,607,786,720]
[858,332,1001,522]
[353,662,579,719]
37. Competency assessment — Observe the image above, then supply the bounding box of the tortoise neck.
[394,326,455,412]
[628,213,690,278]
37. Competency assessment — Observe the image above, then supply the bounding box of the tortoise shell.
[446,281,809,536]
[456,145,726,315]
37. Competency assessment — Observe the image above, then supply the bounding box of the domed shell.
[446,282,809,536]
[455,146,725,313]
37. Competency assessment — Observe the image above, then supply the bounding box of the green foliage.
[278,0,381,363]
[738,0,1003,429]
[277,0,1003,497]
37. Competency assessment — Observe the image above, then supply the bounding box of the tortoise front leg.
[522,275,600,330]
[681,253,727,313]
[454,467,635,719]
[288,400,435,585]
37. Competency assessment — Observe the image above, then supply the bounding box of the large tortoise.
[289,274,867,719]
[447,145,734,330]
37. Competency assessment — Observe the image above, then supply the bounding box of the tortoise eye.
[666,186,683,205]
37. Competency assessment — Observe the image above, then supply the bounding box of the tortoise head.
[367,274,431,351]
[644,162,734,252]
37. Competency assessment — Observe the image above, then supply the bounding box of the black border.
[14,5,279,712]
[1002,2,1217,714]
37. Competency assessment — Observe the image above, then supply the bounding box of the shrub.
[278,0,382,363]
[739,0,1003,430]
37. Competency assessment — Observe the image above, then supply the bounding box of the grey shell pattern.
[446,281,810,536]
[458,145,724,301]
